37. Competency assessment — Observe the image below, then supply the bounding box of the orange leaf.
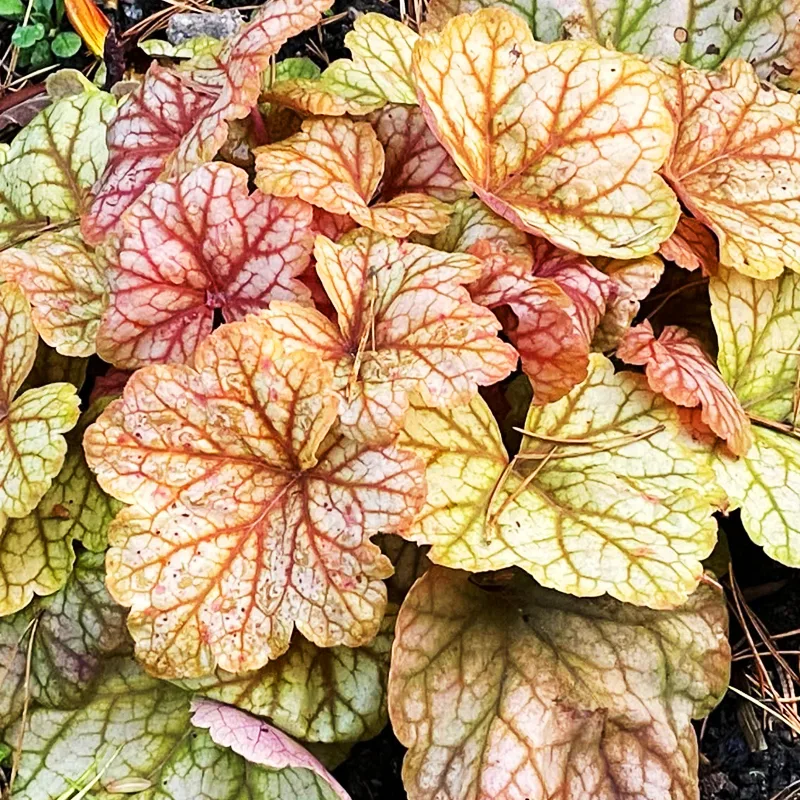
[96,162,314,369]
[264,228,518,442]
[617,320,752,455]
[64,0,110,57]
[412,8,679,257]
[659,215,719,275]
[255,117,451,237]
[84,319,425,677]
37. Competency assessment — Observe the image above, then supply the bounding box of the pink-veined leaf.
[84,317,425,676]
[191,698,351,800]
[659,215,719,275]
[263,228,518,442]
[389,567,729,800]
[96,162,313,369]
[254,117,452,237]
[618,320,752,456]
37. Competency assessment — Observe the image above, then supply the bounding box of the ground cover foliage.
[1,0,800,796]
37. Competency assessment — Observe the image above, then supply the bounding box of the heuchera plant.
[3,0,800,796]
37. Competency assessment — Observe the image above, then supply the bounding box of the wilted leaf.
[264,228,517,442]
[191,698,351,800]
[659,215,719,274]
[591,254,664,350]
[82,66,216,245]
[422,0,800,81]
[255,117,451,237]
[369,104,471,202]
[398,354,723,608]
[664,60,800,279]
[84,317,425,677]
[618,320,752,455]
[0,551,129,728]
[389,567,729,800]
[267,13,418,114]
[0,283,80,520]
[413,8,679,257]
[182,610,394,744]
[710,264,800,422]
[96,162,313,369]
[6,657,349,800]
[0,84,114,248]
[0,225,107,357]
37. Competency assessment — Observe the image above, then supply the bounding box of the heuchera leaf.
[266,13,419,115]
[263,228,518,443]
[659,215,719,275]
[663,59,800,279]
[0,225,108,357]
[6,657,349,800]
[0,551,129,728]
[83,316,425,677]
[0,401,121,615]
[617,320,752,455]
[398,354,723,608]
[0,84,114,248]
[96,162,313,369]
[412,8,680,258]
[422,0,800,82]
[255,117,452,237]
[389,567,730,800]
[181,609,395,744]
[424,199,613,404]
[0,283,80,520]
[19,343,87,395]
[191,698,351,800]
[710,265,800,565]
[591,254,665,350]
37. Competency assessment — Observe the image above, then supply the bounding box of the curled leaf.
[618,320,752,455]
[0,283,80,520]
[0,225,107,357]
[84,318,425,676]
[398,354,723,608]
[255,117,451,237]
[413,8,679,257]
[96,162,313,369]
[659,215,719,275]
[389,567,729,800]
[264,228,517,442]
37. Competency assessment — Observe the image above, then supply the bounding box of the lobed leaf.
[96,162,313,369]
[389,567,729,800]
[664,60,800,278]
[84,317,425,677]
[0,283,80,520]
[618,320,752,455]
[412,8,679,258]
[398,354,724,608]
[264,228,518,442]
[255,117,452,237]
[659,215,719,274]
[0,225,108,357]
[0,84,114,249]
[422,0,800,81]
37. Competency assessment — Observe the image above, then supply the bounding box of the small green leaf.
[0,0,24,19]
[51,30,81,57]
[33,0,52,17]
[29,37,52,67]
[11,22,45,48]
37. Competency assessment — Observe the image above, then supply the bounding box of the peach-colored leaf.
[255,117,451,237]
[82,66,215,246]
[0,225,108,357]
[659,215,718,275]
[369,104,471,202]
[664,59,800,279]
[83,318,425,676]
[263,228,517,442]
[389,567,729,800]
[618,320,752,455]
[191,699,351,800]
[413,8,679,257]
[96,162,313,369]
